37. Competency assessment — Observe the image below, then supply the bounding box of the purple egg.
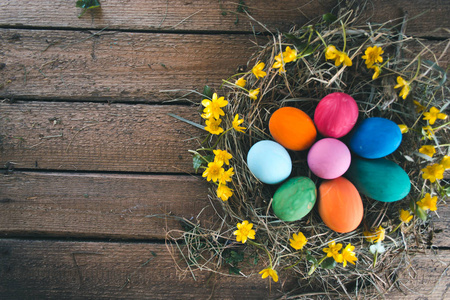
[314,92,359,138]
[307,138,351,179]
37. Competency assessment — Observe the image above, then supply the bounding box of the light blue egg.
[349,117,402,159]
[345,156,411,202]
[247,140,292,184]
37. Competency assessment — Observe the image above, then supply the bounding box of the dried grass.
[167,4,449,299]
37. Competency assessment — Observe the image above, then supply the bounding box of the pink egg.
[307,138,351,179]
[314,92,359,138]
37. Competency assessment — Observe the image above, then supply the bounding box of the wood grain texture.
[0,29,447,102]
[0,239,448,299]
[0,101,205,173]
[0,29,256,101]
[0,172,215,239]
[1,171,448,247]
[0,0,448,38]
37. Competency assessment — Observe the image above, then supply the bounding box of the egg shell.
[247,140,292,184]
[318,177,363,233]
[272,176,317,222]
[269,107,317,151]
[314,92,359,138]
[345,156,411,202]
[307,138,351,179]
[349,117,402,159]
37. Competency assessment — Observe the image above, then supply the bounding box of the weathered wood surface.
[0,239,449,299]
[0,29,255,101]
[0,0,449,299]
[0,29,448,102]
[0,101,204,173]
[0,0,448,38]
[2,171,448,247]
[0,172,212,240]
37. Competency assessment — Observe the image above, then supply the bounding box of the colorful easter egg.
[345,156,411,202]
[314,92,359,138]
[272,176,317,222]
[318,177,363,233]
[349,117,402,159]
[269,107,317,151]
[247,140,292,184]
[307,138,351,179]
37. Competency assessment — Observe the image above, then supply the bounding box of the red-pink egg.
[307,138,351,179]
[314,92,359,138]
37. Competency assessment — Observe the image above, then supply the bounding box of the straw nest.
[167,5,449,299]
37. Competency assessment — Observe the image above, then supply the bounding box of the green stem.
[373,251,378,268]
[315,30,328,49]
[411,56,421,82]
[248,240,273,268]
[341,20,347,52]
[221,79,249,92]
[433,121,450,131]
[390,222,402,235]
[211,128,232,149]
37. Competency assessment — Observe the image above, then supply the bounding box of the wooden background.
[1,0,449,299]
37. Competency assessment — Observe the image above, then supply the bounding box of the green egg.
[345,157,411,202]
[272,177,317,222]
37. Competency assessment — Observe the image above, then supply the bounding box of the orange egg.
[269,107,317,151]
[318,177,363,233]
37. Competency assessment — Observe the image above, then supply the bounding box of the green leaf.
[321,257,337,269]
[192,154,204,172]
[306,253,318,265]
[229,266,241,275]
[76,0,101,9]
[416,206,428,221]
[322,13,337,24]
[202,85,213,98]
[76,0,101,18]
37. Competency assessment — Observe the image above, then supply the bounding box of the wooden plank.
[0,172,214,240]
[0,101,205,173]
[0,29,255,101]
[1,171,448,247]
[0,239,448,299]
[0,1,448,38]
[0,239,288,299]
[0,29,448,102]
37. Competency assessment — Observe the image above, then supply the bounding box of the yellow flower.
[323,241,343,263]
[422,126,435,140]
[413,100,426,113]
[201,93,228,120]
[259,267,278,282]
[399,209,413,223]
[235,77,246,88]
[204,118,224,135]
[283,46,298,63]
[213,149,232,165]
[363,226,385,243]
[335,51,352,67]
[362,46,384,68]
[289,232,308,250]
[272,53,286,72]
[202,161,224,182]
[398,124,409,134]
[252,61,266,79]
[325,45,339,60]
[421,163,445,183]
[233,220,256,244]
[341,243,358,267]
[416,193,438,211]
[370,65,381,80]
[248,88,260,100]
[423,106,448,125]
[394,76,411,99]
[419,145,436,158]
[217,183,233,201]
[232,114,246,133]
[218,167,234,184]
[441,156,450,169]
